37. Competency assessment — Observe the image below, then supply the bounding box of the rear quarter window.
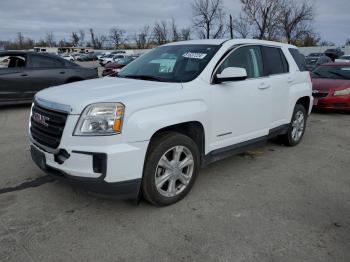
[262,47,289,75]
[289,48,307,71]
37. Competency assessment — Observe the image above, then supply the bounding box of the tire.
[279,104,307,146]
[142,132,200,206]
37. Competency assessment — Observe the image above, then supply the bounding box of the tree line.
[1,0,349,50]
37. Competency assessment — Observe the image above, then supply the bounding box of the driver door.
[210,45,272,151]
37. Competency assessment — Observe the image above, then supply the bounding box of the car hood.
[36,77,182,114]
[312,78,350,91]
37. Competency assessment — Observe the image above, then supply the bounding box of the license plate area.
[30,145,47,171]
[313,98,318,106]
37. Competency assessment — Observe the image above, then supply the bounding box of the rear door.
[261,46,291,128]
[26,54,67,97]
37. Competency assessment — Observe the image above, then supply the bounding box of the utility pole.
[229,15,234,39]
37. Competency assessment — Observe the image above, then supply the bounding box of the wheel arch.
[149,121,206,165]
[296,96,311,112]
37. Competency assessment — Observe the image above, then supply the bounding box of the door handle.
[21,74,28,77]
[258,82,270,90]
[287,77,294,83]
[59,71,65,74]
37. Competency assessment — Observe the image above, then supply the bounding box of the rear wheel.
[279,104,307,146]
[142,132,200,206]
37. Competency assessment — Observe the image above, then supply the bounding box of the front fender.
[123,100,209,142]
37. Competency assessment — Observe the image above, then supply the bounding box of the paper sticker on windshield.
[182,52,207,59]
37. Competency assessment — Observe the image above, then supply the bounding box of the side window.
[262,47,289,75]
[289,48,307,71]
[1,55,26,68]
[217,46,263,78]
[30,55,64,68]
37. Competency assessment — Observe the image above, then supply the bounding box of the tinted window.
[30,55,64,68]
[0,55,26,68]
[289,48,307,71]
[262,47,289,75]
[217,46,264,78]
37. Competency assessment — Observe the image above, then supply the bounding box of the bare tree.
[89,28,98,49]
[181,28,191,40]
[79,30,85,46]
[192,0,226,39]
[16,32,25,49]
[153,21,169,45]
[234,14,250,38]
[98,35,108,49]
[279,0,314,44]
[346,39,350,46]
[109,27,126,49]
[135,26,153,49]
[301,32,320,47]
[170,18,181,42]
[71,32,80,47]
[240,0,282,40]
[45,32,55,47]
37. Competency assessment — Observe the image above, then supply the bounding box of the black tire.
[142,132,200,206]
[279,104,307,146]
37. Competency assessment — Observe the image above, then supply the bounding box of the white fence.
[299,46,350,56]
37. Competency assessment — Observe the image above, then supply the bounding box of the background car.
[102,56,136,76]
[311,62,350,111]
[60,54,75,61]
[99,54,126,66]
[324,48,345,61]
[77,53,98,62]
[0,51,98,105]
[306,55,332,71]
[306,52,324,58]
[335,55,350,63]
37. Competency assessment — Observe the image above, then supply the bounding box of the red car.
[312,63,350,111]
[102,56,136,77]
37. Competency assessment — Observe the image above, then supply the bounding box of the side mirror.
[216,67,248,83]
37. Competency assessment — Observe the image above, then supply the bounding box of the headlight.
[74,103,124,136]
[334,88,350,96]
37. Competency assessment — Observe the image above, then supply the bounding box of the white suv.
[29,39,313,206]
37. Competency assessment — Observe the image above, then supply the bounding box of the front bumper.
[30,138,149,199]
[313,94,350,110]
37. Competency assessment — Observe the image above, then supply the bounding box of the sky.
[0,0,349,46]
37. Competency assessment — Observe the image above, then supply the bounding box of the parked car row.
[101,56,138,76]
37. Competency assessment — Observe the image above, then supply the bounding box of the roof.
[164,39,228,46]
[164,39,296,48]
[0,51,60,59]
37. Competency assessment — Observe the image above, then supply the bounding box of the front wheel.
[142,132,200,206]
[279,104,307,146]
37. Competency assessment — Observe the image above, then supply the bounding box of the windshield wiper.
[121,75,166,82]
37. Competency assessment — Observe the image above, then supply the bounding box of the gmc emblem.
[33,112,49,127]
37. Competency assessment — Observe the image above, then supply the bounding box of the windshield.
[306,57,318,65]
[312,66,350,80]
[118,44,220,82]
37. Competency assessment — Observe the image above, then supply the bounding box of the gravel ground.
[0,106,349,262]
